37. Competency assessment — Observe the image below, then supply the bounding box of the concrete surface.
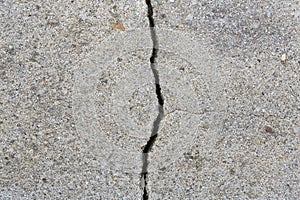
[1,0,299,199]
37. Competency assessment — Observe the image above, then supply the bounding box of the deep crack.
[141,0,164,199]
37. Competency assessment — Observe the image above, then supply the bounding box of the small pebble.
[112,21,125,31]
[280,53,286,62]
[67,182,74,190]
[264,125,274,133]
[54,101,60,106]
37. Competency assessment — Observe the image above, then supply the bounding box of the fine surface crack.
[141,0,164,199]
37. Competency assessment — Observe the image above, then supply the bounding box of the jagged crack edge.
[141,0,165,199]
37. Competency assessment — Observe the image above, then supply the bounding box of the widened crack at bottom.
[141,105,164,199]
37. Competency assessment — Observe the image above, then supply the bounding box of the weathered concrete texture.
[73,29,154,175]
[1,0,299,199]
[147,0,299,199]
[0,0,148,198]
[144,29,227,173]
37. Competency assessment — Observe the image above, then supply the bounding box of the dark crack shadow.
[141,0,165,199]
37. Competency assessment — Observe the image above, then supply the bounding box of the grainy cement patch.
[1,0,148,198]
[148,0,300,199]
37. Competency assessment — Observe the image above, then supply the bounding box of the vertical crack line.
[141,0,165,199]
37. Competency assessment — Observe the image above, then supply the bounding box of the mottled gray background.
[1,0,299,199]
